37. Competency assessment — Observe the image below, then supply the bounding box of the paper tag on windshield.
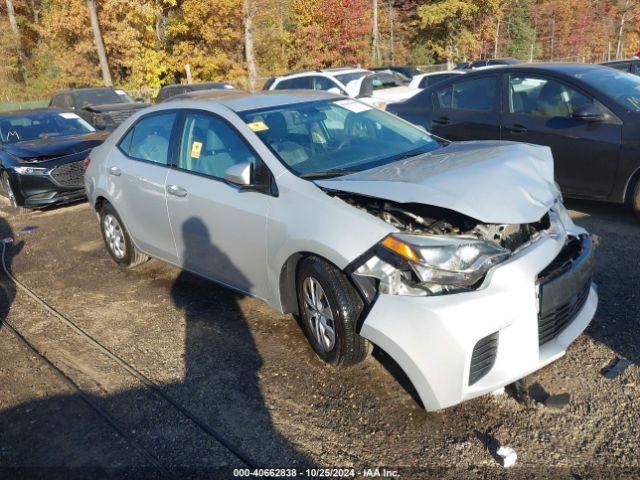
[59,112,80,120]
[115,89,127,96]
[247,121,269,132]
[335,99,371,113]
[190,141,203,159]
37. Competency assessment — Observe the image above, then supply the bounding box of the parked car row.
[2,59,610,410]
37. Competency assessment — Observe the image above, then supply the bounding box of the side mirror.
[572,103,605,122]
[327,87,342,95]
[135,97,145,103]
[224,161,253,187]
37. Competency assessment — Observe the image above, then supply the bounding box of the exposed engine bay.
[331,191,550,253]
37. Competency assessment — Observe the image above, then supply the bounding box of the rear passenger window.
[178,112,257,179]
[435,76,498,111]
[119,112,177,165]
[275,77,312,89]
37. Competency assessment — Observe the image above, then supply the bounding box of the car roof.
[53,87,117,95]
[601,59,639,65]
[168,90,339,112]
[160,82,230,90]
[458,62,610,75]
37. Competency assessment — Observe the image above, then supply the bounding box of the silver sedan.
[85,91,597,410]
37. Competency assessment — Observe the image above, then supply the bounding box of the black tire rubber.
[99,202,149,269]
[1,172,30,216]
[296,256,370,366]
[633,179,640,220]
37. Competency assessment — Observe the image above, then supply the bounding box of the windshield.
[75,89,133,107]
[574,68,640,111]
[0,111,95,144]
[240,99,443,178]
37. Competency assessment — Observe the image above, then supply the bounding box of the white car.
[264,68,420,109]
[409,70,466,89]
[85,90,597,411]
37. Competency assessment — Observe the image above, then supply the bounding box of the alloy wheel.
[102,213,126,259]
[302,276,336,352]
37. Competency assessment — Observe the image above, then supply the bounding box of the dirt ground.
[0,198,638,479]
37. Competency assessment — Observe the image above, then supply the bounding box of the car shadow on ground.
[0,215,313,475]
[565,199,640,368]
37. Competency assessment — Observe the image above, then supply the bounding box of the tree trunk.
[389,1,395,64]
[86,0,113,87]
[372,0,380,66]
[616,0,633,59]
[5,0,27,68]
[494,17,500,59]
[244,0,258,92]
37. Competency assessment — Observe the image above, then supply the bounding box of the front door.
[165,110,271,299]
[501,74,621,198]
[105,111,178,262]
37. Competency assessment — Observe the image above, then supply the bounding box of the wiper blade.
[300,169,356,179]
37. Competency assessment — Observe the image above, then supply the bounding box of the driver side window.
[178,112,257,179]
[509,75,593,118]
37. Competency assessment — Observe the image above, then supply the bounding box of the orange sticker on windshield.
[191,141,202,159]
[247,121,269,132]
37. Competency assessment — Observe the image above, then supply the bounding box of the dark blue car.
[387,63,640,218]
[0,109,108,213]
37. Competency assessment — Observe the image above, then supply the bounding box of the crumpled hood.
[83,102,149,113]
[2,131,109,162]
[315,141,560,224]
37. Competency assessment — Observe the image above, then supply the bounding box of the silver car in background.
[84,91,597,410]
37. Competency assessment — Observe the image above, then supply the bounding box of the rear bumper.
[360,233,597,411]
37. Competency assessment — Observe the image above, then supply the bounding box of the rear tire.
[632,180,640,220]
[99,202,148,268]
[296,256,370,366]
[2,172,30,216]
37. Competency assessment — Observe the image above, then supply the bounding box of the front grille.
[51,160,85,187]
[469,332,498,385]
[103,109,135,126]
[538,280,590,345]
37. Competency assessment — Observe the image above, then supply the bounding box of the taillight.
[82,156,91,170]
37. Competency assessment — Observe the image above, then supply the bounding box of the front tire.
[296,256,370,366]
[99,202,148,268]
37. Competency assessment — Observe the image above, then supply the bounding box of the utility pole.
[244,0,258,91]
[86,0,113,87]
[372,0,381,66]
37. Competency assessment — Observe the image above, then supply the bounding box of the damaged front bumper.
[357,231,597,411]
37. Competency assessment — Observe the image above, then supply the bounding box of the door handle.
[433,117,450,125]
[167,184,188,197]
[108,166,121,176]
[509,124,528,134]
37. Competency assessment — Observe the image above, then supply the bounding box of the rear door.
[429,75,501,141]
[500,73,621,198]
[106,111,179,262]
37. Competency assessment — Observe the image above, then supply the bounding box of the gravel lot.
[0,198,638,479]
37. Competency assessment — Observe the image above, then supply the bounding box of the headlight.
[14,166,47,175]
[353,234,510,297]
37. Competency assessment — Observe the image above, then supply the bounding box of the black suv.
[49,88,149,131]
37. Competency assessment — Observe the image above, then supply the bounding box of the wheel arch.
[623,166,640,204]
[277,250,353,315]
